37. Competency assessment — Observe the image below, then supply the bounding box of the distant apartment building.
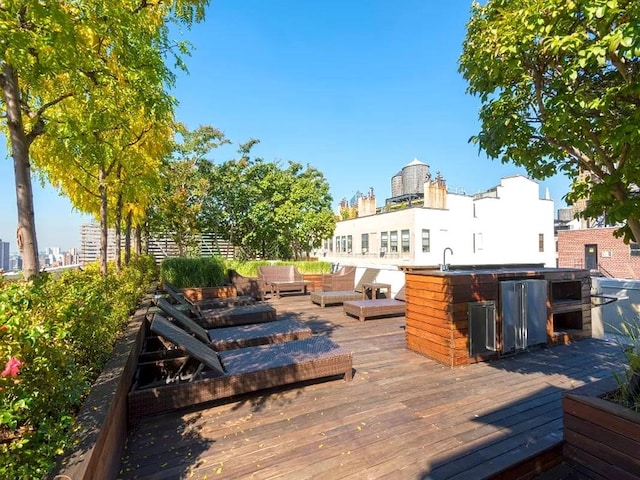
[557,226,640,279]
[0,239,10,271]
[80,224,117,264]
[323,167,555,268]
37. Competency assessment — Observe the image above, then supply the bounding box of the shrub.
[160,256,226,288]
[224,259,332,277]
[0,256,157,479]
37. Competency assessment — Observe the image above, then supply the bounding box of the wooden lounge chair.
[343,286,406,322]
[310,268,380,307]
[156,298,312,350]
[158,290,277,328]
[128,315,353,419]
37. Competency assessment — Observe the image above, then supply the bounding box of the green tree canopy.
[147,124,228,256]
[1,0,208,277]
[204,143,335,260]
[459,0,640,242]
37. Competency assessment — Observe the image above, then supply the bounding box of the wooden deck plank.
[119,294,626,480]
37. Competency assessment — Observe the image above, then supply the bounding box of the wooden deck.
[119,294,625,480]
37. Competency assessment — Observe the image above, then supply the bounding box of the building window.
[422,229,430,253]
[347,235,352,253]
[401,229,410,253]
[631,243,640,256]
[381,231,388,252]
[539,233,544,252]
[361,233,369,253]
[341,236,347,253]
[335,236,340,253]
[390,231,398,253]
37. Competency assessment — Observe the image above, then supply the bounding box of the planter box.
[303,274,324,292]
[563,376,640,479]
[182,286,237,302]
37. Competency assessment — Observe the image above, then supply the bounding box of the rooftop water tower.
[401,158,430,196]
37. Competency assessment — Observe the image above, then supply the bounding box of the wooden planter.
[563,376,640,479]
[303,274,324,292]
[181,286,237,302]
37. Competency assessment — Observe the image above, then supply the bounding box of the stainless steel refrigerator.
[500,279,548,354]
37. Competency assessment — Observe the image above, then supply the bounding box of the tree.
[0,0,208,278]
[147,125,228,256]
[204,144,335,260]
[459,0,640,242]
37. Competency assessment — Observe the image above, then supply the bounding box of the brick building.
[557,226,640,279]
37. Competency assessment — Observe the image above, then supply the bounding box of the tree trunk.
[99,167,108,276]
[124,210,132,264]
[2,64,40,278]
[114,170,122,272]
[136,222,144,255]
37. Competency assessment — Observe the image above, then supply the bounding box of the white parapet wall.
[591,277,640,340]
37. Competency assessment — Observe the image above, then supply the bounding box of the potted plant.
[160,257,236,301]
[562,320,640,478]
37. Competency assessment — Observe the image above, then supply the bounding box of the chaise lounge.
[310,268,380,307]
[128,315,353,419]
[163,281,255,310]
[342,286,406,322]
[156,298,312,350]
[159,288,277,328]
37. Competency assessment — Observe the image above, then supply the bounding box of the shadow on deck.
[118,294,625,480]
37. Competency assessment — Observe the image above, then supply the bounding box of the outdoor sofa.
[155,298,312,350]
[310,268,380,307]
[343,286,406,322]
[257,265,311,300]
[128,315,353,419]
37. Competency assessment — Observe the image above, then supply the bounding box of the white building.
[80,223,117,264]
[322,175,556,268]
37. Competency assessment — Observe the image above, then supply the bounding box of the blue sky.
[0,0,571,253]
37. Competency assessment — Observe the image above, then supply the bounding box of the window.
[422,229,430,253]
[390,231,398,252]
[341,236,347,253]
[631,243,640,256]
[347,235,352,253]
[381,231,388,252]
[335,236,340,253]
[401,229,410,253]
[539,233,544,253]
[361,233,369,253]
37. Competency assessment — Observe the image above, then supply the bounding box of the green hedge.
[224,259,332,277]
[0,256,157,479]
[160,256,227,288]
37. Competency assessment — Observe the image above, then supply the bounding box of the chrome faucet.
[441,247,454,271]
